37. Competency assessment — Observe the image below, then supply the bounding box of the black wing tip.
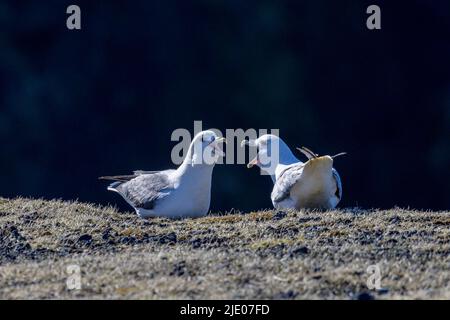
[98,175,139,182]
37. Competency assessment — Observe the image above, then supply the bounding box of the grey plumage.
[271,163,305,205]
[102,171,174,210]
[100,130,225,218]
[244,135,344,210]
[133,170,173,175]
[332,168,342,199]
[271,163,343,208]
[99,174,140,182]
[98,169,173,182]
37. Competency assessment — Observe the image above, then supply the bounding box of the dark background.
[0,0,449,212]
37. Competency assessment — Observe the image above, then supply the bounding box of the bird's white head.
[188,130,226,167]
[241,134,297,175]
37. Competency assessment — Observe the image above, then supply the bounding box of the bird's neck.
[173,150,214,215]
[177,145,216,177]
[271,146,300,181]
[177,162,215,177]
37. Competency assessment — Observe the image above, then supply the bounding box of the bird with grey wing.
[100,130,226,218]
[242,134,345,210]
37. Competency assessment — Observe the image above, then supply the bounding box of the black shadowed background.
[0,0,449,212]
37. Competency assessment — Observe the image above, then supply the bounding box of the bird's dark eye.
[202,135,214,143]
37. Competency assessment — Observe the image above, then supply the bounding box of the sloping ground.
[0,197,448,299]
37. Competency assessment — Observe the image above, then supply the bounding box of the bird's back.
[271,160,342,210]
[110,171,174,211]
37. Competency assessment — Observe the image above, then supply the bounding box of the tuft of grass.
[0,197,449,299]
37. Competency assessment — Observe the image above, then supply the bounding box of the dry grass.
[0,197,449,299]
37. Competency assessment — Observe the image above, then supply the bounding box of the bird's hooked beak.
[241,139,259,168]
[209,137,227,157]
[246,157,259,168]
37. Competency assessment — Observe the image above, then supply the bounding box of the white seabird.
[100,130,226,218]
[242,134,345,210]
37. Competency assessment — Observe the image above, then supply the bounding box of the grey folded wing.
[133,169,176,175]
[332,168,342,199]
[271,163,305,204]
[99,169,176,182]
[114,172,174,210]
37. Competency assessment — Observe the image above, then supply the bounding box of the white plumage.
[242,135,344,210]
[100,130,225,218]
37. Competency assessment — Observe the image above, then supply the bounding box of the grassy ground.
[0,197,449,299]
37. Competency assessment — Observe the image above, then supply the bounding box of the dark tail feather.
[98,175,138,182]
